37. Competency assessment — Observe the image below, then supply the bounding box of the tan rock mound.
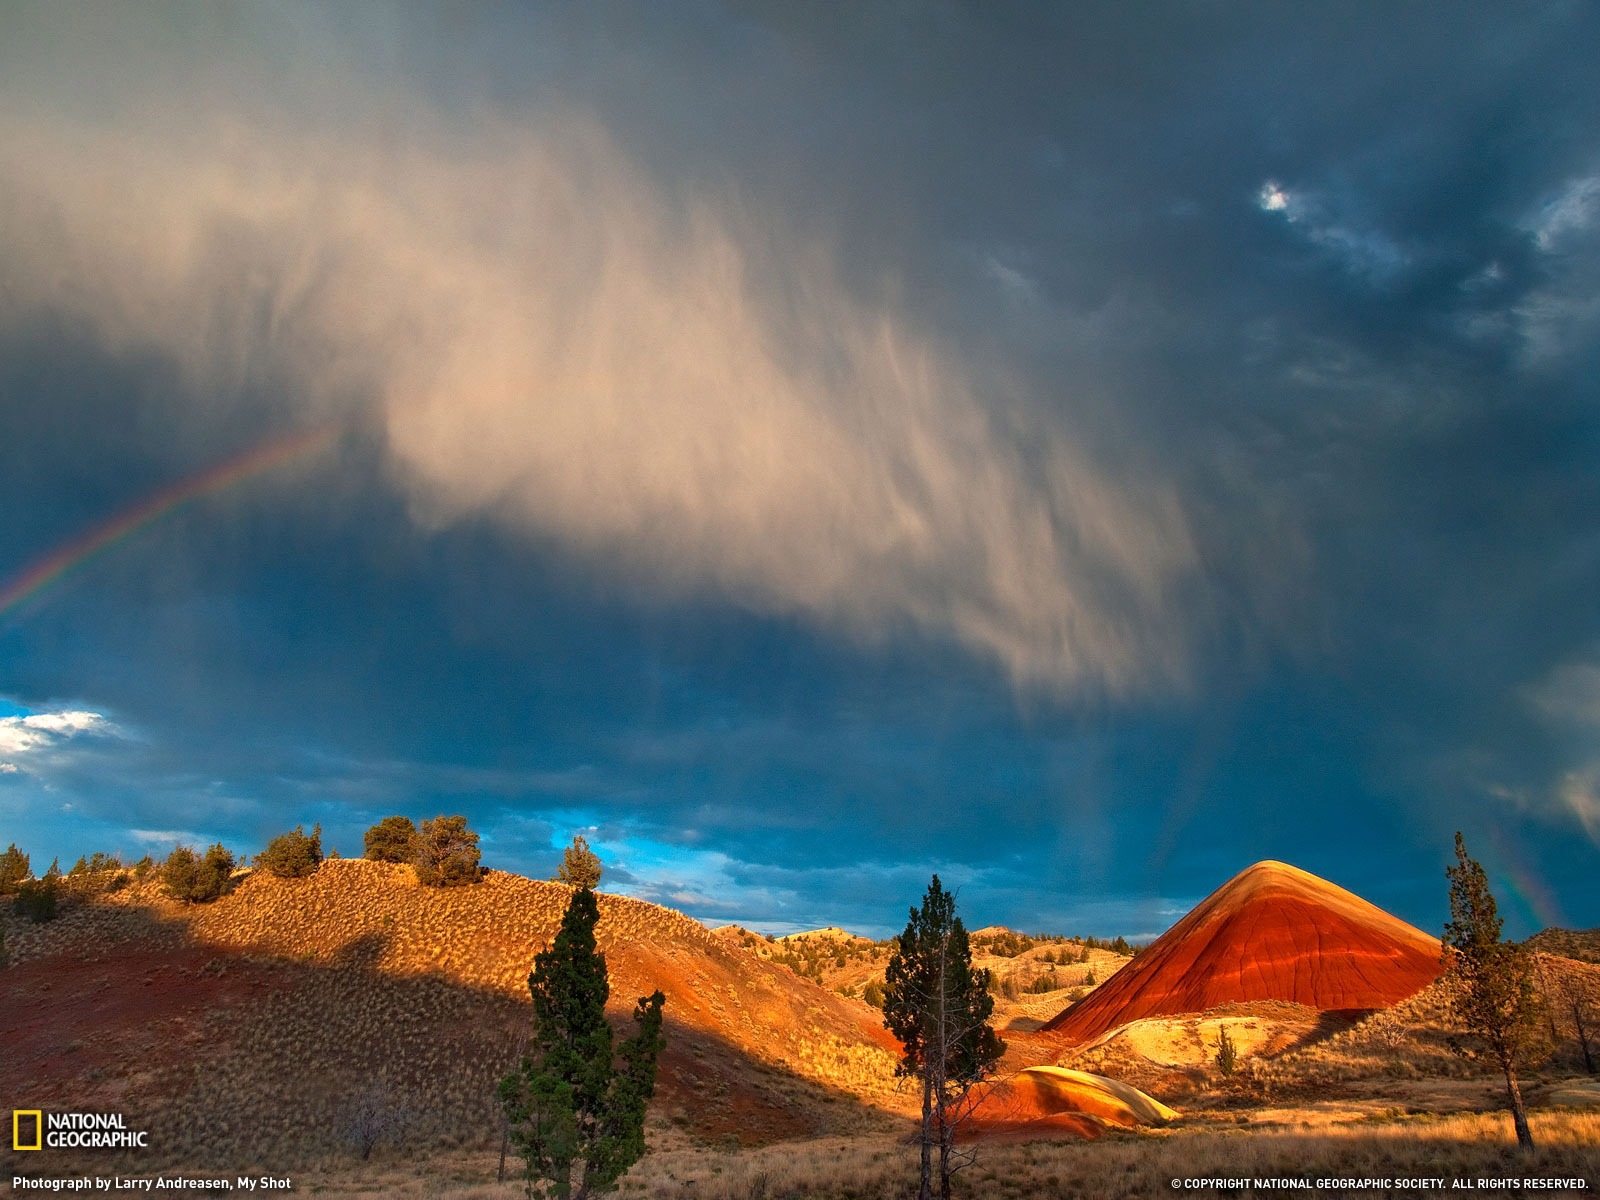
[1045,860,1442,1044]
[962,1066,1177,1142]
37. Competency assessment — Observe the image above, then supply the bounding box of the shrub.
[258,824,323,879]
[1026,970,1060,994]
[863,979,886,1008]
[66,851,124,897]
[1216,1024,1239,1077]
[13,874,58,923]
[414,815,480,887]
[163,843,236,903]
[0,843,29,895]
[364,816,419,864]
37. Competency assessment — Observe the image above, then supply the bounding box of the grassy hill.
[1,859,901,1172]
[1527,927,1600,964]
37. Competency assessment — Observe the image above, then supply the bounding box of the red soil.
[1044,860,1443,1044]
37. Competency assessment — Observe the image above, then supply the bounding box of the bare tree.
[342,1078,406,1161]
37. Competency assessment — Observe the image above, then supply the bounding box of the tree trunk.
[937,1109,954,1200]
[1574,999,1595,1074]
[1504,1062,1535,1151]
[918,1070,934,1200]
[496,1113,509,1183]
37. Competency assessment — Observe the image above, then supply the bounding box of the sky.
[2,2,1597,939]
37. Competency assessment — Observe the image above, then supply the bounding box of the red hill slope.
[1044,860,1443,1044]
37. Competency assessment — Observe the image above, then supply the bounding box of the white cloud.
[0,709,118,769]
[1557,768,1600,842]
[1257,179,1407,283]
[129,828,209,849]
[1522,658,1600,841]
[1524,660,1600,727]
[0,104,1200,695]
[1258,181,1290,212]
[1526,174,1600,251]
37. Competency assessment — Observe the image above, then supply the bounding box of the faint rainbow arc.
[0,425,336,622]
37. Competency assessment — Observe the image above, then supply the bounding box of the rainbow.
[0,425,336,622]
[1486,827,1567,932]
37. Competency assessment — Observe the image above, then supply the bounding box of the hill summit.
[1043,860,1443,1044]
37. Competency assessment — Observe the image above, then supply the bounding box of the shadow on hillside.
[2,890,900,1178]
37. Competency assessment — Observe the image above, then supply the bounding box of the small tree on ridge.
[415,815,481,887]
[0,843,31,895]
[556,835,603,890]
[364,815,420,864]
[259,824,323,878]
[163,843,236,903]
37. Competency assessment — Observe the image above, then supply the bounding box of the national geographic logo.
[13,1110,42,1151]
[12,1110,149,1150]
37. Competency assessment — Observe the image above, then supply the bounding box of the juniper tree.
[556,835,603,891]
[1443,832,1544,1150]
[259,824,323,878]
[499,886,665,1199]
[415,815,481,886]
[364,815,420,864]
[0,843,28,895]
[1214,1024,1238,1077]
[883,875,1005,1200]
[162,843,236,903]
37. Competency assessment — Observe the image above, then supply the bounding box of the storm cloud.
[2,2,1597,935]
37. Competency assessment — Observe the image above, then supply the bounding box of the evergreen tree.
[1215,1024,1238,1077]
[258,824,323,878]
[0,843,29,894]
[1444,832,1544,1150]
[556,835,603,890]
[13,863,58,923]
[882,875,1005,1200]
[499,887,665,1198]
[415,815,481,886]
[163,843,236,903]
[364,815,420,864]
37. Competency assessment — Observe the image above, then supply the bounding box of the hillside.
[715,922,1132,1026]
[1,860,901,1169]
[1043,861,1443,1044]
[1527,927,1600,964]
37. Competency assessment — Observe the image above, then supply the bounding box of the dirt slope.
[1044,861,1443,1044]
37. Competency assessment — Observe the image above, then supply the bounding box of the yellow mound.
[965,1065,1177,1139]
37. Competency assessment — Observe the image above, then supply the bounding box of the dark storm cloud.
[2,2,1598,935]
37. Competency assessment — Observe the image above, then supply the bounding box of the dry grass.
[220,1111,1600,1198]
[8,868,1595,1196]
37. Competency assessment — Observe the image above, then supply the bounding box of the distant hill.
[1043,861,1443,1044]
[776,926,870,943]
[1,860,900,1169]
[1526,927,1600,964]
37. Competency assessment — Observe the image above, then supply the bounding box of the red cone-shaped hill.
[1044,860,1443,1044]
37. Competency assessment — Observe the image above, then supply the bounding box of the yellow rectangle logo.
[13,1109,43,1150]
